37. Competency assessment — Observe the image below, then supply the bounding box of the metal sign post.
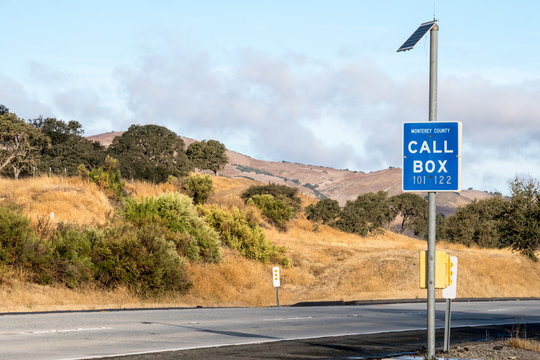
[444,299,452,351]
[426,23,439,360]
[398,20,440,360]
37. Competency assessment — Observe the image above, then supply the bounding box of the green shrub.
[46,224,93,288]
[0,202,195,295]
[234,164,274,177]
[247,194,294,231]
[240,183,301,231]
[0,204,42,268]
[123,192,220,262]
[90,223,192,295]
[184,173,213,204]
[41,222,192,295]
[164,230,200,262]
[77,163,90,180]
[200,205,288,264]
[241,183,301,212]
[88,156,126,199]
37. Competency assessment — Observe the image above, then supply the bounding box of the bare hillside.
[88,131,122,147]
[87,132,493,214]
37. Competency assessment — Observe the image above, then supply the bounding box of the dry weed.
[509,324,540,352]
[125,180,177,199]
[508,338,540,352]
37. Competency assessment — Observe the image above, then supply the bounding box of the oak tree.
[498,176,540,261]
[186,140,228,175]
[107,124,192,183]
[389,193,428,234]
[31,117,106,176]
[0,112,49,179]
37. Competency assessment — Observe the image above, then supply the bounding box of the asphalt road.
[104,323,540,360]
[0,300,538,360]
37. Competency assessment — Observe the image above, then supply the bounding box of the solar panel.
[397,20,438,52]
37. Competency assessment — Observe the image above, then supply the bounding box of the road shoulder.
[104,323,540,360]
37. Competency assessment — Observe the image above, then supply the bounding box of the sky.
[2,0,540,195]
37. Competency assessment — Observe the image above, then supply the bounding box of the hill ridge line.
[87,132,493,213]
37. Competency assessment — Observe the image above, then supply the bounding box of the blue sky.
[2,0,540,194]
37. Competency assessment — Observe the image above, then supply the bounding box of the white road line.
[263,316,313,321]
[17,327,112,335]
[487,308,508,312]
[400,311,426,315]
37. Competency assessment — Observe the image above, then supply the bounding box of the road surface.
[0,300,538,359]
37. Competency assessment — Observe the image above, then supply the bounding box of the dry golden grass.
[0,176,113,226]
[509,338,540,352]
[264,218,426,302]
[0,281,201,312]
[124,180,178,199]
[207,176,257,208]
[0,175,539,311]
[183,249,275,307]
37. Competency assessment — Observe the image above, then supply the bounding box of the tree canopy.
[334,191,394,236]
[0,112,50,179]
[107,124,192,183]
[0,109,226,182]
[186,140,228,175]
[31,117,106,176]
[305,198,340,225]
[305,192,429,238]
[441,196,505,247]
[498,176,540,261]
[389,193,428,234]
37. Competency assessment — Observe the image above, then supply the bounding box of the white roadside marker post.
[272,267,280,307]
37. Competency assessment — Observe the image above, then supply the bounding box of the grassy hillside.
[0,175,538,312]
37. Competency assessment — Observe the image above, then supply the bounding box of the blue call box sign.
[403,121,462,192]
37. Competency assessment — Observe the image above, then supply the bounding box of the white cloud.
[111,45,540,193]
[27,61,72,86]
[18,61,129,134]
[0,74,52,119]
[3,41,535,194]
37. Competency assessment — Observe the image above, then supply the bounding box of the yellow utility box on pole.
[420,250,450,289]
